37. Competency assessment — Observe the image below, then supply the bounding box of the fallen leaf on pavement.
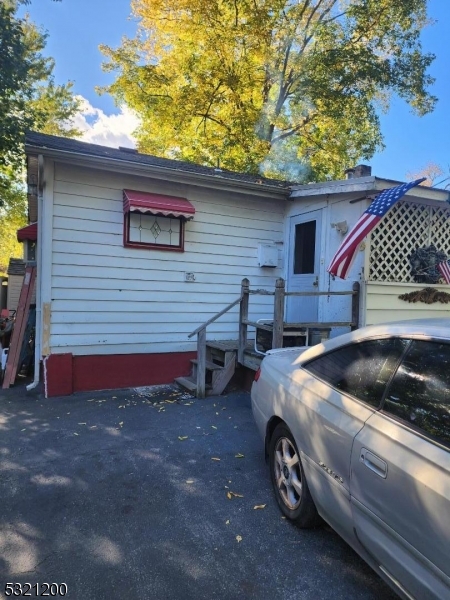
[227,491,243,499]
[253,504,266,510]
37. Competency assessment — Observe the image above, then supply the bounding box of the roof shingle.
[25,131,289,190]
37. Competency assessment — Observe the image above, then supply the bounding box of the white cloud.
[72,96,140,149]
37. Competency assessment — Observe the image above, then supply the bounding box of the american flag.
[327,178,426,280]
[438,259,450,284]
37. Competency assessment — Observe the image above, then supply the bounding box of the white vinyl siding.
[50,163,285,355]
[365,281,450,325]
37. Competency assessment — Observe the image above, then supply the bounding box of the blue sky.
[22,0,449,183]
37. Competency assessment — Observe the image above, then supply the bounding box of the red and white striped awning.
[123,190,195,220]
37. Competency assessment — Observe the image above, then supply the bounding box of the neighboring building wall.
[7,262,36,312]
[7,274,23,313]
[7,257,27,313]
[44,162,285,394]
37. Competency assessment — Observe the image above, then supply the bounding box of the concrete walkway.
[0,385,396,599]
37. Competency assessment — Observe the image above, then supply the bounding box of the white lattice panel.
[368,200,450,282]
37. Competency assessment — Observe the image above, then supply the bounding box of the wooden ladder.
[2,265,36,388]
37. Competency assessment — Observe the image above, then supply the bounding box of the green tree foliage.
[0,0,80,272]
[101,0,436,181]
[0,0,80,170]
[0,169,27,273]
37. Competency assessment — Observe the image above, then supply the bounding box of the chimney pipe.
[345,164,371,179]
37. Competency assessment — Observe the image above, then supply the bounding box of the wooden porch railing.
[188,278,360,397]
[239,277,360,357]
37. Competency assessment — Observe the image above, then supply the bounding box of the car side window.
[303,338,409,408]
[383,340,450,449]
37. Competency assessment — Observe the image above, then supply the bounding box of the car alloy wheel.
[268,423,321,527]
[273,436,303,510]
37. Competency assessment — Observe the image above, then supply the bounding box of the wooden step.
[205,340,239,352]
[190,359,223,371]
[175,376,211,394]
[207,355,236,396]
[242,349,263,371]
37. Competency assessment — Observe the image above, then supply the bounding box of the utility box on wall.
[258,243,278,268]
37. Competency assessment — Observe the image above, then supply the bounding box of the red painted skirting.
[44,351,196,397]
[44,353,73,397]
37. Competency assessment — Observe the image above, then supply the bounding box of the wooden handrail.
[284,290,357,297]
[188,296,242,338]
[250,289,357,297]
[244,319,355,329]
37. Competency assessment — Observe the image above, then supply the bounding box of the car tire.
[269,423,321,528]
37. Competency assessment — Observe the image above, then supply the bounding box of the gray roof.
[25,131,290,190]
[7,258,26,276]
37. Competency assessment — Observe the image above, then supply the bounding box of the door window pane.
[294,221,316,274]
[383,341,450,448]
[304,338,409,408]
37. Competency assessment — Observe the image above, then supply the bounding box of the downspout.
[27,154,44,391]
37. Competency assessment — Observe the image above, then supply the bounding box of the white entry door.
[286,211,322,322]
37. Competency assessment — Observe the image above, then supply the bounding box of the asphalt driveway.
[0,385,396,600]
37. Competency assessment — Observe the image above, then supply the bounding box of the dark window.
[124,212,184,251]
[383,341,450,448]
[294,221,316,274]
[26,240,36,261]
[304,338,409,408]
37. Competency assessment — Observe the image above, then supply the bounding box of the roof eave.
[25,143,290,199]
[290,176,450,203]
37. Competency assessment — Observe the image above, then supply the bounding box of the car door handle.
[360,448,388,479]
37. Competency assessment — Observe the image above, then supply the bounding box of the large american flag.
[327,177,426,280]
[438,259,450,284]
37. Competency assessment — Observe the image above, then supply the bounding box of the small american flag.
[438,259,450,284]
[327,178,426,280]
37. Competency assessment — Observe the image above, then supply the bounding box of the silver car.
[251,319,450,600]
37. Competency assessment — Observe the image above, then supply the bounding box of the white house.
[21,132,450,397]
